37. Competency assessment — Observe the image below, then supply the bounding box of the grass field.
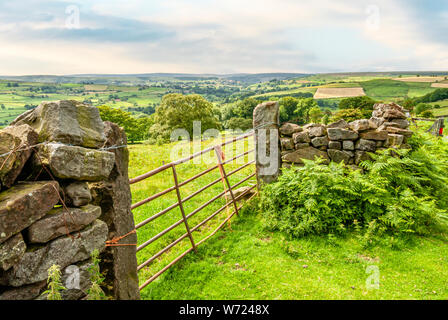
[360,79,434,101]
[252,87,317,99]
[430,101,448,117]
[0,79,168,126]
[129,130,448,300]
[127,135,256,298]
[143,205,448,300]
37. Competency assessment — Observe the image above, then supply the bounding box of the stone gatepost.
[253,101,281,185]
[0,100,140,300]
[90,122,140,300]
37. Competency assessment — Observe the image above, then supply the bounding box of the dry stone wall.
[0,100,140,300]
[280,103,413,168]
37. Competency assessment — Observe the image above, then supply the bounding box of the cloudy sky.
[0,0,447,75]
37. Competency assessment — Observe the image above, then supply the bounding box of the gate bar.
[134,158,255,229]
[215,146,239,216]
[130,132,254,185]
[172,164,197,251]
[137,171,257,253]
[137,185,256,269]
[138,186,257,290]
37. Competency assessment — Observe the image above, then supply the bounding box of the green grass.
[361,79,434,101]
[142,206,448,300]
[132,135,448,300]
[252,87,317,98]
[0,80,172,126]
[429,100,448,117]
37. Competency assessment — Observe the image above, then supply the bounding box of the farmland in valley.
[393,76,447,82]
[1,71,448,129]
[432,83,448,88]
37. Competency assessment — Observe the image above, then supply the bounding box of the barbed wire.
[252,121,279,131]
[0,141,128,158]
[1,122,280,159]
[0,142,47,158]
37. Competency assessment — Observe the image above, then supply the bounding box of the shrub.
[260,132,448,239]
[420,110,434,118]
[414,103,431,115]
[330,108,364,123]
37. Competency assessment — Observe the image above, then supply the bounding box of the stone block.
[0,181,59,244]
[11,100,106,148]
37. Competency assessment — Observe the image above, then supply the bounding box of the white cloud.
[0,0,446,74]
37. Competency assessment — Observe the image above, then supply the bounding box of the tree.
[278,97,298,122]
[226,117,253,131]
[330,108,364,123]
[414,88,448,104]
[150,93,221,142]
[309,106,323,123]
[220,104,237,122]
[338,96,377,119]
[233,97,259,119]
[97,105,153,143]
[414,103,431,115]
[294,98,318,124]
[401,98,415,111]
[279,105,288,123]
[420,110,435,118]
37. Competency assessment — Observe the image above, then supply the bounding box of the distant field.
[432,83,448,88]
[252,87,317,98]
[84,84,108,91]
[432,107,448,117]
[393,76,446,83]
[2,73,448,128]
[314,87,365,99]
[361,79,434,101]
[429,100,448,117]
[318,82,361,88]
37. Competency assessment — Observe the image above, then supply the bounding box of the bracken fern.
[260,129,448,241]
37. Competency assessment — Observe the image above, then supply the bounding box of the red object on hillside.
[439,128,444,136]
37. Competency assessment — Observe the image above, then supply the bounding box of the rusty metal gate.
[129,132,258,291]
